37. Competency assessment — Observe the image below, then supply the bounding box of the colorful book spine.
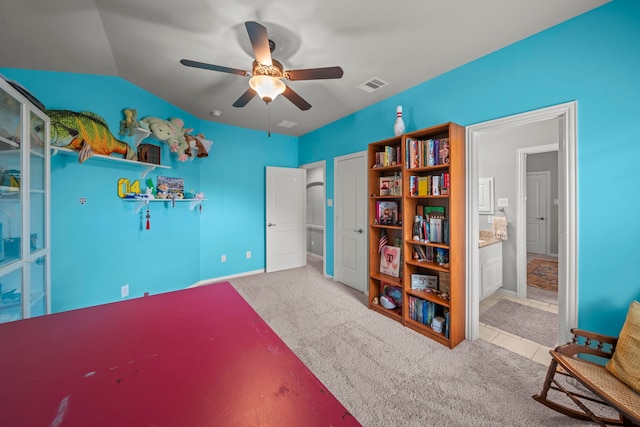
[444,311,450,338]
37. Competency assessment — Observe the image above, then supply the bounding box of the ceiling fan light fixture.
[249,75,286,104]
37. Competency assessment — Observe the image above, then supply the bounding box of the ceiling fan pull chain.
[268,103,271,138]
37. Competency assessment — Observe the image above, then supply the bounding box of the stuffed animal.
[139,116,190,162]
[156,183,169,199]
[118,108,139,137]
[183,129,210,158]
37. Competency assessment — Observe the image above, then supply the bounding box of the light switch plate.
[497,198,509,207]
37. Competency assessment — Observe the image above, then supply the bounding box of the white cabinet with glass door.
[0,78,50,324]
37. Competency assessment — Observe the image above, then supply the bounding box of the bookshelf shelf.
[405,289,450,308]
[369,271,402,287]
[367,122,466,349]
[370,303,403,322]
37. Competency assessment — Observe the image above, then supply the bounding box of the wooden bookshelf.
[367,123,466,349]
[367,135,404,322]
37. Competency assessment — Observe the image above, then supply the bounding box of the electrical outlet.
[246,251,251,259]
[121,284,129,298]
[221,254,226,263]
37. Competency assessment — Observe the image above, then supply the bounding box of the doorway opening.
[301,161,326,277]
[466,102,577,346]
[521,149,559,306]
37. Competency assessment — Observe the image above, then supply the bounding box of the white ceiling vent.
[277,120,298,128]
[357,77,389,93]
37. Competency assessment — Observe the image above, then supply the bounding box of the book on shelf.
[408,296,442,327]
[411,273,438,291]
[417,176,429,196]
[439,271,451,295]
[376,201,399,225]
[379,173,402,196]
[444,309,450,338]
[424,206,445,218]
[405,137,450,169]
[429,217,443,243]
[412,244,433,262]
[379,176,392,196]
[374,146,400,168]
[380,245,401,277]
[439,139,450,164]
[432,175,440,196]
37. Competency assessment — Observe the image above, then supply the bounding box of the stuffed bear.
[139,116,189,162]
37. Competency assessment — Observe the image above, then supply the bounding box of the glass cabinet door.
[0,79,50,323]
[30,110,46,255]
[27,107,50,319]
[0,85,23,267]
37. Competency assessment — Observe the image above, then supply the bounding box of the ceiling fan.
[180,21,344,111]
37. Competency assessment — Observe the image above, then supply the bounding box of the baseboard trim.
[188,269,266,288]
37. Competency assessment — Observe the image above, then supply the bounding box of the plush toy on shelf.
[118,108,139,137]
[156,183,169,199]
[139,116,190,162]
[183,129,211,159]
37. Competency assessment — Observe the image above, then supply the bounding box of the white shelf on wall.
[51,146,170,178]
[123,198,207,214]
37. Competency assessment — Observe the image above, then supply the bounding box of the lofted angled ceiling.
[0,0,608,136]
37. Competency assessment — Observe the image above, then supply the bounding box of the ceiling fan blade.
[282,86,311,111]
[233,88,257,108]
[245,21,272,66]
[285,66,344,81]
[180,59,248,76]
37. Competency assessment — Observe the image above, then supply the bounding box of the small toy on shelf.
[156,183,169,199]
[183,129,211,159]
[118,108,140,137]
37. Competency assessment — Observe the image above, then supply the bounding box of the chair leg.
[533,358,623,426]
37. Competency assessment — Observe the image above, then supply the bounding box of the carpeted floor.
[224,264,601,426]
[527,258,558,291]
[480,299,558,348]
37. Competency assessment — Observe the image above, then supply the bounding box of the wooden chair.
[533,328,640,426]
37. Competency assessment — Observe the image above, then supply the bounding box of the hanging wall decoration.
[47,110,137,163]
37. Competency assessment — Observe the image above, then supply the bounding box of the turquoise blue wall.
[299,0,640,336]
[0,69,297,313]
[3,0,639,336]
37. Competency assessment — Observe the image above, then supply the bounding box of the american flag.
[378,228,388,253]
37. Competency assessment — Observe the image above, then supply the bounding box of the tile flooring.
[479,291,558,366]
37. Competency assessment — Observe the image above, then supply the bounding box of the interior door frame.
[300,160,327,277]
[519,152,556,298]
[466,101,577,345]
[333,150,368,292]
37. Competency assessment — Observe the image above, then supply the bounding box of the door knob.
[536,217,545,220]
[354,228,363,234]
[267,223,275,227]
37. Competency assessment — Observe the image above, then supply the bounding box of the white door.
[266,166,306,272]
[526,172,549,254]
[334,152,367,292]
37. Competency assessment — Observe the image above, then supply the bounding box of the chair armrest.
[554,328,619,360]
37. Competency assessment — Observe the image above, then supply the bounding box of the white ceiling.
[0,0,608,136]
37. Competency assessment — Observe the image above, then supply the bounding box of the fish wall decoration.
[47,110,137,163]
